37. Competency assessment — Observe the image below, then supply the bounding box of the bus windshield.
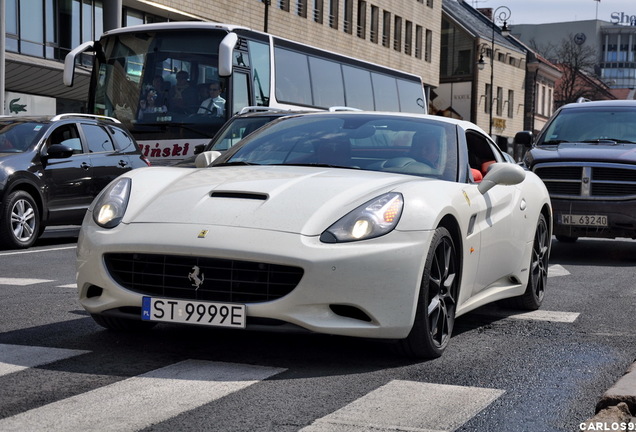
[93,30,228,144]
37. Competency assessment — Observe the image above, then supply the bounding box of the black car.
[517,99,636,242]
[0,114,150,249]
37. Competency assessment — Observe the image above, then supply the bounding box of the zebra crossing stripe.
[0,359,285,432]
[0,278,54,286]
[548,264,570,277]
[301,380,504,432]
[0,344,90,377]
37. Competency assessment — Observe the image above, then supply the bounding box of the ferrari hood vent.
[210,191,269,200]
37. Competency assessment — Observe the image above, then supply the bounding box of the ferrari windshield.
[540,106,636,145]
[220,114,459,181]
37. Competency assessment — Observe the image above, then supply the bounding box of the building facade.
[2,0,442,115]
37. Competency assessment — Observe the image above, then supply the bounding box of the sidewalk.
[580,361,636,431]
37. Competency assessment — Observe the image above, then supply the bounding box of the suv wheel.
[0,190,40,249]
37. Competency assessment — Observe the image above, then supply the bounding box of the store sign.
[610,12,636,25]
[3,91,56,116]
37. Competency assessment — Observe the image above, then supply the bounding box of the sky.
[466,0,636,25]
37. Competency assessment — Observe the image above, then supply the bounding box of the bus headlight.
[92,178,131,228]
[320,192,403,243]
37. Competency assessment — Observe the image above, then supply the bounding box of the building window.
[357,1,366,38]
[297,0,307,17]
[279,0,290,11]
[343,0,353,34]
[313,0,323,23]
[496,87,503,116]
[426,0,433,7]
[393,16,402,52]
[507,90,514,118]
[548,88,553,116]
[425,29,432,62]
[485,83,492,114]
[370,5,379,43]
[382,11,391,48]
[329,0,338,29]
[415,25,423,59]
[404,20,412,56]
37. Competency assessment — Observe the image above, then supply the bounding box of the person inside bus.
[168,70,197,113]
[152,75,169,106]
[197,81,226,116]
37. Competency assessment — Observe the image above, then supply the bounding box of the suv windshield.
[206,115,287,151]
[539,106,636,145]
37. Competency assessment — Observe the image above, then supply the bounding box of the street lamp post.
[477,6,511,136]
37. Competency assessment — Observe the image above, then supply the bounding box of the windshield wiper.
[282,163,361,169]
[580,138,636,144]
[215,161,260,166]
[541,139,569,145]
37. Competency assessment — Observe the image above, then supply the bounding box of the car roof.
[560,99,636,110]
[0,113,121,125]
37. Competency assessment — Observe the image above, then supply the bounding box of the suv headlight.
[92,177,131,228]
[320,192,403,243]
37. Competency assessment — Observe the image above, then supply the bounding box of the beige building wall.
[473,38,525,139]
[132,0,441,90]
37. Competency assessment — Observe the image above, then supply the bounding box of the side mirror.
[193,144,206,155]
[64,41,95,87]
[513,131,534,149]
[195,151,222,168]
[45,144,74,159]
[477,163,526,194]
[218,33,238,77]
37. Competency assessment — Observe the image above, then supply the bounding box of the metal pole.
[1,0,6,115]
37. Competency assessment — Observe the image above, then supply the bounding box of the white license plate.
[142,297,246,328]
[560,214,608,227]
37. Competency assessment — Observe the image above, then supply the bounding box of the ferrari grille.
[104,253,303,303]
[533,164,636,199]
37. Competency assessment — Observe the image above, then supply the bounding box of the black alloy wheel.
[0,190,40,249]
[398,226,459,359]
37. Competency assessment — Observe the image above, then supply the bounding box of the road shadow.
[549,236,636,266]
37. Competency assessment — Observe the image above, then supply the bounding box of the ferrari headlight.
[92,177,131,228]
[320,192,403,243]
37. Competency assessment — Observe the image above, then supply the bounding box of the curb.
[580,361,636,431]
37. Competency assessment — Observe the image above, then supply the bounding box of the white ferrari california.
[76,111,552,358]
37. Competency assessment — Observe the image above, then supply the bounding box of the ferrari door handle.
[118,160,129,168]
[80,162,91,170]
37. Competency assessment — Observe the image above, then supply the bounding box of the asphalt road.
[0,232,634,431]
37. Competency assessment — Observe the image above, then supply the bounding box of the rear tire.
[0,190,40,249]
[504,213,549,310]
[91,314,157,331]
[398,227,459,359]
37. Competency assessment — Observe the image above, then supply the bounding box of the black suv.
[0,114,150,249]
[171,107,301,168]
[518,100,636,242]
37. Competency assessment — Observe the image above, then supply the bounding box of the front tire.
[398,227,459,359]
[0,190,40,249]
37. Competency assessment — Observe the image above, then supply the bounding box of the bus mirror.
[219,33,239,77]
[64,41,95,86]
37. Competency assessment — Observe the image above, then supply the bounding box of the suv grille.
[533,164,636,199]
[104,253,303,303]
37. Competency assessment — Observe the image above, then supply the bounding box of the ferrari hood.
[126,166,416,235]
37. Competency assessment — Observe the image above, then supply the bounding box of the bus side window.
[232,72,250,115]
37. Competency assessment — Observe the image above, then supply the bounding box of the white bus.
[64,22,427,165]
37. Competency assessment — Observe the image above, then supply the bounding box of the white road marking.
[505,310,580,323]
[0,360,285,432]
[56,283,77,289]
[0,278,54,286]
[0,344,90,377]
[301,380,504,432]
[548,264,570,277]
[0,246,76,257]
